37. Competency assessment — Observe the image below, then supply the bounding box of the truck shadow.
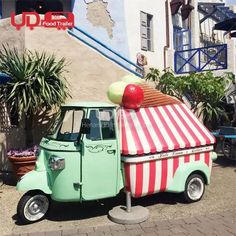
[213,155,236,168]
[13,191,182,224]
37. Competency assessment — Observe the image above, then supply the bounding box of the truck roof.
[62,101,116,108]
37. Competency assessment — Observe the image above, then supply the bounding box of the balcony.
[174,44,227,74]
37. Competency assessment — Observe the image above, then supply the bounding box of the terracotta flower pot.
[8,155,36,179]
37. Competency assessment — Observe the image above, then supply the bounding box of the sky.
[226,0,236,5]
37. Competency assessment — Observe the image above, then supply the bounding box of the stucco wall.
[72,0,130,59]
[0,15,24,52]
[0,16,130,172]
[25,26,128,102]
[124,0,167,69]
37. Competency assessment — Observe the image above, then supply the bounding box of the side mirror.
[80,118,91,134]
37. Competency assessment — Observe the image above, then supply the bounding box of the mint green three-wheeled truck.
[16,102,217,224]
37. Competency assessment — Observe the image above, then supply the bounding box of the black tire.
[222,139,233,159]
[17,191,50,224]
[183,174,205,203]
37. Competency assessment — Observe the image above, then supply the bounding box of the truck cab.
[17,102,124,202]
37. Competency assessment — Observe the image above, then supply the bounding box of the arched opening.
[16,0,71,15]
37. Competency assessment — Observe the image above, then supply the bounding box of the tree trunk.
[25,113,34,148]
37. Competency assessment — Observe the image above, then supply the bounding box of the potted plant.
[7,146,38,179]
[0,45,71,178]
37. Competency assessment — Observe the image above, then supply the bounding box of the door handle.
[107,149,116,155]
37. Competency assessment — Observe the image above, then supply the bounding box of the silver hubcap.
[24,195,49,221]
[187,177,204,201]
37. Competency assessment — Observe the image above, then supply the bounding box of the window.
[86,109,116,141]
[140,12,154,51]
[173,27,191,51]
[58,109,83,141]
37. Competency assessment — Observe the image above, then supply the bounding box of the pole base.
[108,205,149,224]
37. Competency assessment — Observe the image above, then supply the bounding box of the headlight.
[48,156,65,170]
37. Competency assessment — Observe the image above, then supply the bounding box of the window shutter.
[140,12,148,51]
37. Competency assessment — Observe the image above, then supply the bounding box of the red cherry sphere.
[122,84,144,109]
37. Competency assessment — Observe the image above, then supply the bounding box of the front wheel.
[183,174,205,203]
[17,191,50,224]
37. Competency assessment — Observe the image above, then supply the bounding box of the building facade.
[0,0,235,75]
[0,0,236,172]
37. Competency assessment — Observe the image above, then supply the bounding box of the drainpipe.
[164,0,170,69]
[0,0,2,19]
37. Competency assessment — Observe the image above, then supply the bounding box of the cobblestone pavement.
[4,209,236,236]
[1,157,236,236]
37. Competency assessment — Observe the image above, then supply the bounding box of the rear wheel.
[17,191,50,224]
[222,139,236,160]
[183,174,205,203]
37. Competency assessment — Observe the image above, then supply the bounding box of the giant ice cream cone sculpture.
[107,75,181,108]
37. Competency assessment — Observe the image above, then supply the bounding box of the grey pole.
[126,191,131,213]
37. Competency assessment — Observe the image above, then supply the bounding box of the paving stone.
[210,224,236,236]
[140,222,156,228]
[126,229,145,235]
[155,221,170,230]
[45,230,62,236]
[103,233,112,236]
[169,226,188,234]
[125,224,141,230]
[109,225,126,231]
[142,227,157,233]
[183,225,205,235]
[20,233,29,236]
[28,232,45,236]
[169,219,185,226]
[207,214,223,220]
[76,234,87,236]
[111,231,127,236]
[87,232,105,236]
[143,232,158,236]
[78,227,95,234]
[155,229,172,236]
[62,228,78,235]
[195,215,213,224]
[183,217,199,224]
[222,222,236,233]
[94,226,111,233]
[197,223,219,235]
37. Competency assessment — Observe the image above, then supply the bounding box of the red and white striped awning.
[118,104,215,156]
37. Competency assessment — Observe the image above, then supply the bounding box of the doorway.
[16,0,72,15]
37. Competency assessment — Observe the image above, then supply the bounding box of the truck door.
[81,108,119,200]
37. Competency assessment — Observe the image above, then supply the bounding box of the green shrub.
[146,68,234,130]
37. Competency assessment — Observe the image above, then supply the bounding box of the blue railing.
[68,26,144,78]
[174,44,227,74]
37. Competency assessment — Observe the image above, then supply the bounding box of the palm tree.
[0,45,71,147]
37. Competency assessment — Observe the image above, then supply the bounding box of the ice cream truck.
[16,80,217,224]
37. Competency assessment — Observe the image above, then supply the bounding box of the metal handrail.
[174,44,227,74]
[68,26,144,78]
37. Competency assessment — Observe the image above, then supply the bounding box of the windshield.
[47,108,84,141]
[47,110,62,136]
